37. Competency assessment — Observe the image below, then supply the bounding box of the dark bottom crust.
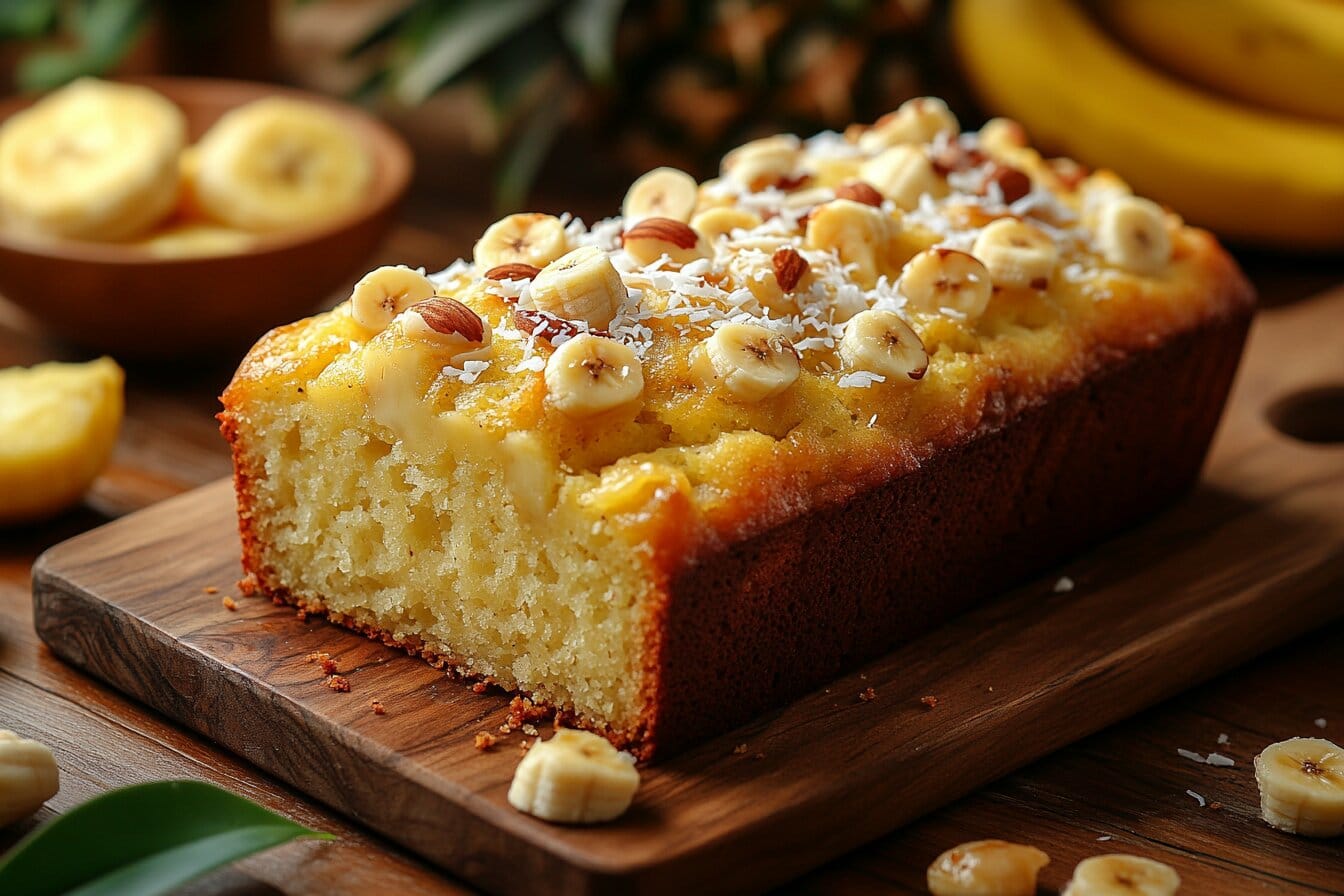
[644,306,1253,757]
[230,306,1252,762]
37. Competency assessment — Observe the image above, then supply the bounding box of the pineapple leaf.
[559,0,625,84]
[494,73,570,212]
[392,0,555,106]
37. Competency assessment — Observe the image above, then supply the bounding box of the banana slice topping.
[927,839,1049,896]
[858,96,960,153]
[474,213,569,271]
[860,145,944,211]
[971,218,1059,288]
[530,246,629,329]
[805,198,897,287]
[350,265,436,333]
[622,166,698,224]
[695,323,801,402]
[691,206,763,243]
[900,248,994,319]
[544,334,644,417]
[838,308,929,381]
[507,729,640,824]
[1096,196,1172,274]
[1062,855,1181,896]
[722,134,802,191]
[1254,737,1344,838]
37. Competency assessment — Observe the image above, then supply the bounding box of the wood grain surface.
[25,284,1344,894]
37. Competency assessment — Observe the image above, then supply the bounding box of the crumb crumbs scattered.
[1217,733,1230,745]
[238,576,258,597]
[520,739,532,752]
[1053,575,1075,593]
[507,695,553,729]
[1208,801,1223,811]
[203,586,219,594]
[295,609,308,621]
[326,675,350,692]
[471,682,489,695]
[920,695,939,710]
[498,723,513,735]
[1096,835,1112,842]
[319,658,338,675]
[987,686,994,692]
[859,673,867,680]
[306,651,330,665]
[369,700,386,715]
[221,596,237,611]
[753,752,765,760]
[733,744,749,755]
[859,687,877,703]
[1316,718,1328,729]
[474,732,497,751]
[521,724,539,736]
[1186,789,1207,807]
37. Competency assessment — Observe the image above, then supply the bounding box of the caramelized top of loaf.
[223,99,1252,559]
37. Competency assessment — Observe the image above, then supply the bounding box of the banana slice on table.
[1096,196,1172,274]
[508,729,640,824]
[971,218,1058,288]
[530,246,628,329]
[192,96,371,232]
[695,322,800,402]
[1254,737,1344,837]
[0,357,123,525]
[900,248,993,319]
[860,145,943,211]
[544,334,644,417]
[926,839,1049,896]
[838,309,928,381]
[0,78,185,241]
[1062,855,1180,896]
[349,265,437,333]
[0,730,60,828]
[474,212,569,271]
[622,167,698,224]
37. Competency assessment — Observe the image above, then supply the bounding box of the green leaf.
[494,78,571,212]
[15,0,148,91]
[0,0,59,39]
[391,0,554,106]
[559,0,625,84]
[0,780,333,896]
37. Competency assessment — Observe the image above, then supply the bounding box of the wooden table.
[1,217,1341,894]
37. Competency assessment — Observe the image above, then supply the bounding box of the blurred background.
[0,0,1340,365]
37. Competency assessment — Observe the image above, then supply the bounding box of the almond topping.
[408,297,486,343]
[621,217,699,251]
[930,143,988,176]
[483,262,542,282]
[514,308,608,344]
[833,180,884,207]
[772,247,810,292]
[982,164,1031,204]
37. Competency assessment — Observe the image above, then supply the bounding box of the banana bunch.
[951,0,1344,250]
[0,79,372,253]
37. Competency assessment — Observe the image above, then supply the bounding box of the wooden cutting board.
[32,288,1344,896]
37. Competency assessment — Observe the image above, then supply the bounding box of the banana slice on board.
[0,730,60,828]
[192,96,371,232]
[926,839,1049,896]
[508,729,640,824]
[0,78,185,241]
[1254,737,1344,837]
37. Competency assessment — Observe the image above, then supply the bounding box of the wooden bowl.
[0,77,412,360]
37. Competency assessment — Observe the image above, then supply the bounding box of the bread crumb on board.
[221,596,237,611]
[859,687,877,703]
[921,695,939,710]
[203,586,219,594]
[475,731,497,751]
[326,675,350,692]
[369,700,386,715]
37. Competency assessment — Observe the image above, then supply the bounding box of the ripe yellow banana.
[951,0,1344,250]
[192,97,371,232]
[1101,0,1344,126]
[0,78,185,241]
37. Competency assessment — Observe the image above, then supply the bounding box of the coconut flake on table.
[1316,718,1329,729]
[1185,789,1207,807]
[1217,733,1231,745]
[1053,576,1076,593]
[1177,748,1207,764]
[1207,753,1236,767]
